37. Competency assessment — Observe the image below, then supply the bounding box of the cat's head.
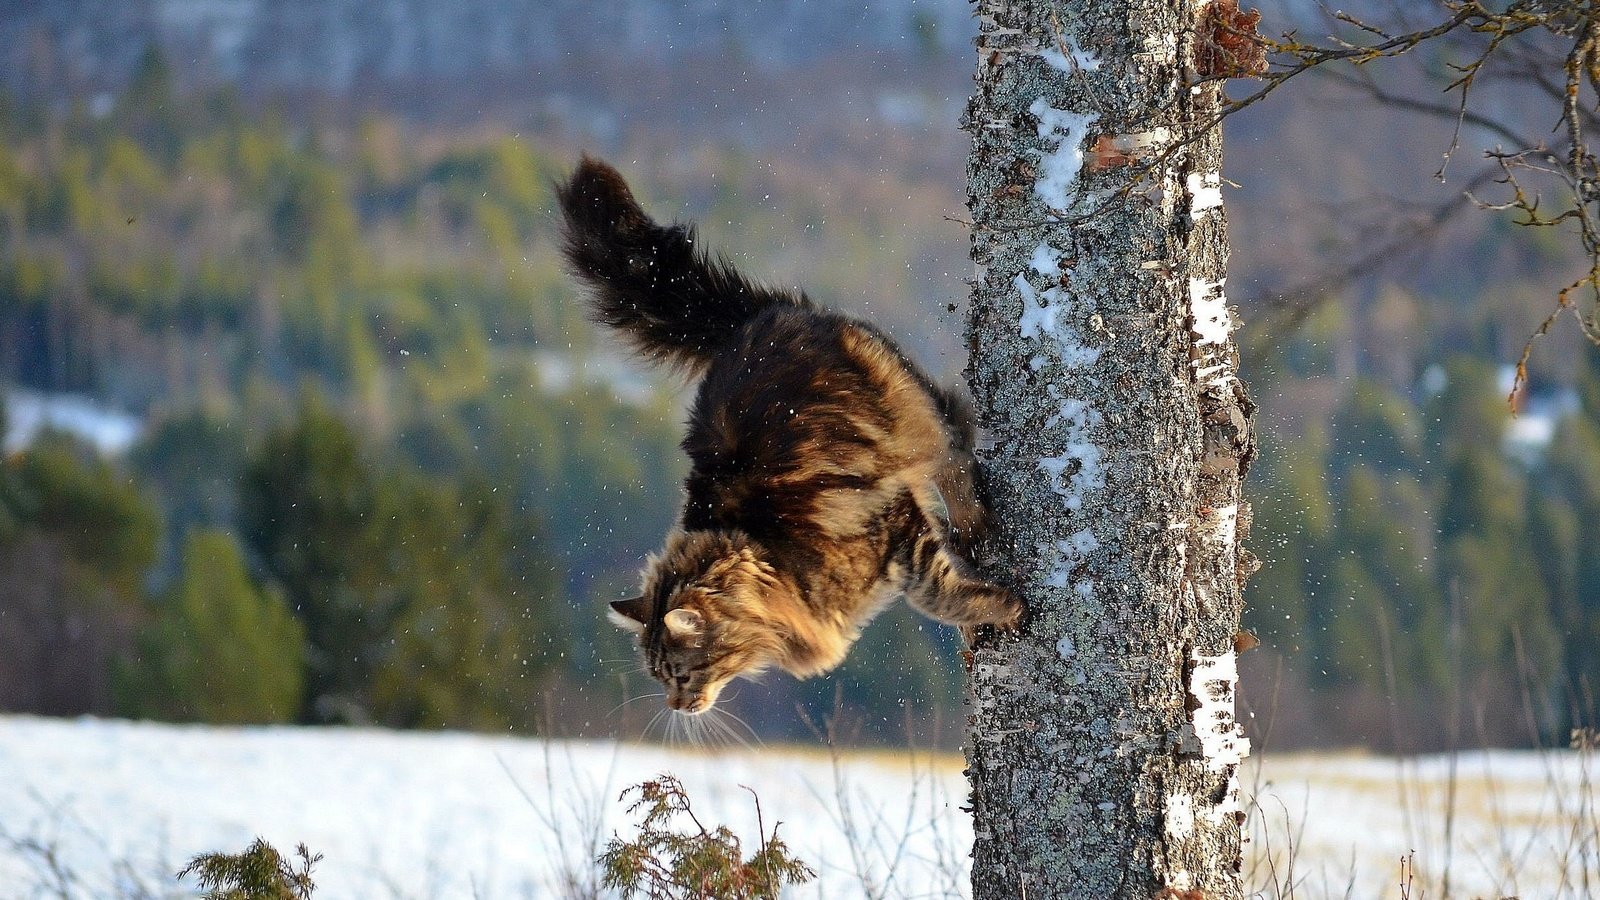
[609,531,790,714]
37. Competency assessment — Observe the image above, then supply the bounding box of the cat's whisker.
[700,711,726,746]
[707,714,729,750]
[643,707,667,741]
[722,721,744,752]
[608,692,664,717]
[698,711,725,750]
[705,709,749,752]
[712,706,763,750]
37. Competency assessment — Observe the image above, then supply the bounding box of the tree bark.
[962,1,1256,897]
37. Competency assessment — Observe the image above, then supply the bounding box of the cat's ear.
[608,596,650,633]
[663,607,705,644]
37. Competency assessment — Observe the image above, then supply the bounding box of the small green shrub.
[177,838,321,899]
[599,775,813,900]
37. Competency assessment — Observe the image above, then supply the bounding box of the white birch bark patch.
[1186,171,1223,221]
[1186,649,1250,772]
[1188,277,1237,392]
[1188,277,1232,346]
[1201,503,1237,549]
[1164,792,1196,841]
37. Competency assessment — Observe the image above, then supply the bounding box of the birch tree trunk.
[962,1,1256,897]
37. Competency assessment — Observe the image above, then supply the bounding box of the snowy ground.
[1,715,1595,898]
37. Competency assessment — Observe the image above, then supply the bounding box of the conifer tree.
[1539,403,1600,720]
[1431,358,1560,733]
[0,433,159,714]
[240,393,380,720]
[118,528,304,723]
[365,474,539,729]
[241,392,552,727]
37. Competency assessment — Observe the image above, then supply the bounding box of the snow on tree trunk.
[961,1,1256,897]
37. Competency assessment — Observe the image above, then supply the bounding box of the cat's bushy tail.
[556,156,808,372]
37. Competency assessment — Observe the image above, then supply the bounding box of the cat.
[556,157,1021,715]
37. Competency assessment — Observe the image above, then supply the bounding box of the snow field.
[1,715,1595,898]
[0,716,968,898]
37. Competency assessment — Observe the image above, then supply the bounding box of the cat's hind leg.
[925,383,990,555]
[902,527,1022,631]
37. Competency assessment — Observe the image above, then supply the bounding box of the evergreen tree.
[1323,465,1446,692]
[1430,358,1561,736]
[129,409,247,580]
[0,432,159,715]
[1246,433,1334,659]
[240,391,381,720]
[364,474,540,729]
[241,391,555,726]
[1537,365,1600,725]
[9,432,160,577]
[117,528,305,723]
[1329,378,1424,479]
[1314,381,1445,695]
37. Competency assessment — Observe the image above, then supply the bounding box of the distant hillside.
[3,0,970,94]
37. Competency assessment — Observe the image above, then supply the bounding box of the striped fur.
[560,158,1020,715]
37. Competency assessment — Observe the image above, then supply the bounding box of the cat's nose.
[673,695,712,715]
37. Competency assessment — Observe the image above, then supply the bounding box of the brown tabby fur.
[557,157,1020,714]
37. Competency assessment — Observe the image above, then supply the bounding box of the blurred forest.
[2,4,1598,749]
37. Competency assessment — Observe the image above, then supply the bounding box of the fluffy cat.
[556,158,1020,714]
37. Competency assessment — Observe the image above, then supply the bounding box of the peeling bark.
[962,1,1256,897]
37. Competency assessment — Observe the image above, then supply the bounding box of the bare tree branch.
[1244,165,1503,338]
[1319,67,1539,164]
[1219,1,1600,393]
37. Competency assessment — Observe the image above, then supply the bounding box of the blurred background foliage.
[1,16,1598,749]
